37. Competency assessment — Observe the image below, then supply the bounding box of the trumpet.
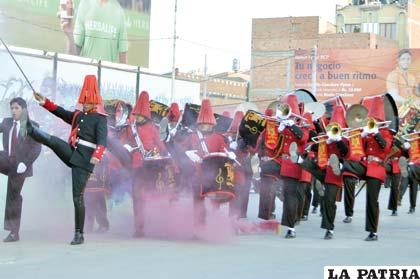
[401,131,420,142]
[275,103,308,122]
[312,122,342,144]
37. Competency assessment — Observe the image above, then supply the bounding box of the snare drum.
[143,156,176,194]
[200,153,235,203]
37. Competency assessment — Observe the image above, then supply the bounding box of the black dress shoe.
[343,216,352,223]
[391,210,398,216]
[408,207,415,214]
[3,232,19,242]
[311,207,317,214]
[285,229,296,239]
[365,232,378,241]
[324,230,333,240]
[70,230,84,245]
[301,215,308,221]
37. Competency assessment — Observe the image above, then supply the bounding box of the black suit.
[0,118,42,233]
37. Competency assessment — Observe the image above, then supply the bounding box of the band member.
[298,112,317,221]
[256,108,279,221]
[180,99,233,228]
[227,111,253,219]
[400,122,420,213]
[29,75,107,245]
[386,138,405,216]
[0,98,42,242]
[85,154,110,233]
[292,105,348,239]
[121,91,167,237]
[329,96,393,241]
[278,94,309,238]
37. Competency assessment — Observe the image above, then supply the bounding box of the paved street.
[1,179,420,279]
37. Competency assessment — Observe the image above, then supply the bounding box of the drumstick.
[0,37,36,92]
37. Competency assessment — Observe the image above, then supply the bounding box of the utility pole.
[170,0,178,103]
[311,45,318,96]
[203,54,208,99]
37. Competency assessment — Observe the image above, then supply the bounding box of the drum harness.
[197,130,210,155]
[130,123,153,158]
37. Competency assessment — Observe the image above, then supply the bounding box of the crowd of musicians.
[1,75,419,245]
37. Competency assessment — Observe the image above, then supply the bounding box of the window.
[379,23,397,40]
[291,23,301,32]
[345,24,361,33]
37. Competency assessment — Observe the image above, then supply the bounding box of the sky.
[148,0,349,74]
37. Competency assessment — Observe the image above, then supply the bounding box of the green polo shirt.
[73,0,128,63]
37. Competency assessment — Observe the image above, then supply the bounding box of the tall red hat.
[227,111,244,134]
[197,99,216,125]
[283,94,300,115]
[302,112,315,130]
[222,111,231,118]
[167,103,181,122]
[78,75,102,105]
[265,108,274,117]
[132,91,151,118]
[330,105,347,128]
[361,95,385,121]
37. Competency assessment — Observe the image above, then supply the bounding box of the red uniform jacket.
[182,132,227,156]
[121,121,166,168]
[362,129,393,182]
[280,126,309,180]
[324,140,347,187]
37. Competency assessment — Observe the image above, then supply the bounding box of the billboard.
[294,49,420,106]
[0,0,151,66]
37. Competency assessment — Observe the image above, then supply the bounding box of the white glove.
[227,151,237,161]
[123,144,134,153]
[278,123,286,132]
[330,134,342,142]
[169,128,177,137]
[283,119,295,127]
[370,127,379,135]
[404,142,411,150]
[361,127,370,138]
[229,141,238,150]
[17,162,27,174]
[185,150,202,163]
[326,137,335,145]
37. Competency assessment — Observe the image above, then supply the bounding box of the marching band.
[2,74,419,245]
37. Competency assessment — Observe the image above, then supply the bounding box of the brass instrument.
[401,131,420,142]
[312,122,342,144]
[365,117,392,132]
[275,103,307,122]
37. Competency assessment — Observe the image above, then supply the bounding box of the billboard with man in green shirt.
[0,0,151,66]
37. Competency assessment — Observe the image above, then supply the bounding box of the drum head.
[294,88,317,103]
[383,93,399,133]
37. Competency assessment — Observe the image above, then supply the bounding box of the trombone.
[342,118,392,138]
[312,122,342,144]
[275,103,308,122]
[401,131,420,142]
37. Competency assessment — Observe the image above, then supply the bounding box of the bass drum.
[143,156,177,194]
[200,153,236,203]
